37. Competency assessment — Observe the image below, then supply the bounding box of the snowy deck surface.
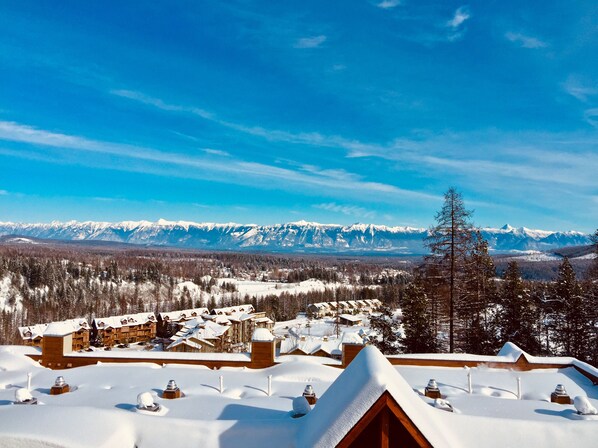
[0,345,596,447]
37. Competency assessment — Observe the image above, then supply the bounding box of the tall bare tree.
[425,187,474,352]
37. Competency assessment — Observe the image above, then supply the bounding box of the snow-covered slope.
[0,220,591,254]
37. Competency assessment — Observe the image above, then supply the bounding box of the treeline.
[398,188,597,365]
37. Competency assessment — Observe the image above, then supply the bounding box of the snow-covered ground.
[1,344,596,447]
[273,314,370,339]
[506,251,562,262]
[215,278,350,299]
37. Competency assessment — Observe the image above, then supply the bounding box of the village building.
[338,314,363,326]
[206,304,273,350]
[158,307,209,337]
[92,312,157,347]
[307,299,382,318]
[165,318,230,353]
[19,318,90,351]
[279,332,364,360]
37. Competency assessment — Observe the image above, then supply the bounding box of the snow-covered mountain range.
[0,220,591,254]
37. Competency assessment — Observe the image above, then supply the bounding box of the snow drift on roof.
[43,321,75,337]
[252,328,274,342]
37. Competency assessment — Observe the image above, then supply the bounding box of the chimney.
[41,322,74,369]
[550,384,571,404]
[162,379,182,399]
[341,342,365,368]
[250,328,276,369]
[302,384,317,405]
[424,379,442,399]
[50,376,70,395]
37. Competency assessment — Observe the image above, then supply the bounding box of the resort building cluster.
[18,304,274,354]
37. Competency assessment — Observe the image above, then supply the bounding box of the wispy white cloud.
[203,148,230,157]
[345,130,598,190]
[376,0,401,9]
[0,189,8,195]
[0,120,437,204]
[110,89,391,153]
[563,76,598,102]
[111,90,214,119]
[446,6,471,29]
[584,108,598,128]
[444,6,471,42]
[505,32,547,49]
[294,35,327,49]
[314,202,377,220]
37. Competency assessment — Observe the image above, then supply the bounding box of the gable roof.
[296,346,451,448]
[19,318,89,340]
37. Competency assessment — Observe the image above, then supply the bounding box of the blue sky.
[0,0,596,232]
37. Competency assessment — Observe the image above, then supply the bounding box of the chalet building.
[339,314,363,326]
[166,318,230,353]
[93,312,157,347]
[253,314,274,331]
[158,307,209,337]
[18,323,46,347]
[279,332,364,360]
[208,304,262,349]
[19,318,90,351]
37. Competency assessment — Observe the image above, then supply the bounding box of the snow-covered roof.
[307,299,381,312]
[94,312,156,329]
[339,314,363,322]
[172,319,230,343]
[340,332,364,345]
[159,307,209,322]
[280,336,343,356]
[297,346,450,448]
[167,338,205,351]
[211,304,255,316]
[44,321,76,337]
[252,328,274,342]
[19,318,89,340]
[18,323,47,340]
[254,316,274,324]
[1,343,597,447]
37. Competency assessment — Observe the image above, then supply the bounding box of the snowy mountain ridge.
[0,220,592,254]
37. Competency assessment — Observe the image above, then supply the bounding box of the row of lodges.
[306,298,382,318]
[19,304,274,353]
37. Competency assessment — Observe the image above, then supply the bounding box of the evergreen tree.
[370,305,400,354]
[425,187,474,352]
[459,231,498,354]
[588,229,598,279]
[553,257,592,361]
[400,281,437,353]
[498,261,541,353]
